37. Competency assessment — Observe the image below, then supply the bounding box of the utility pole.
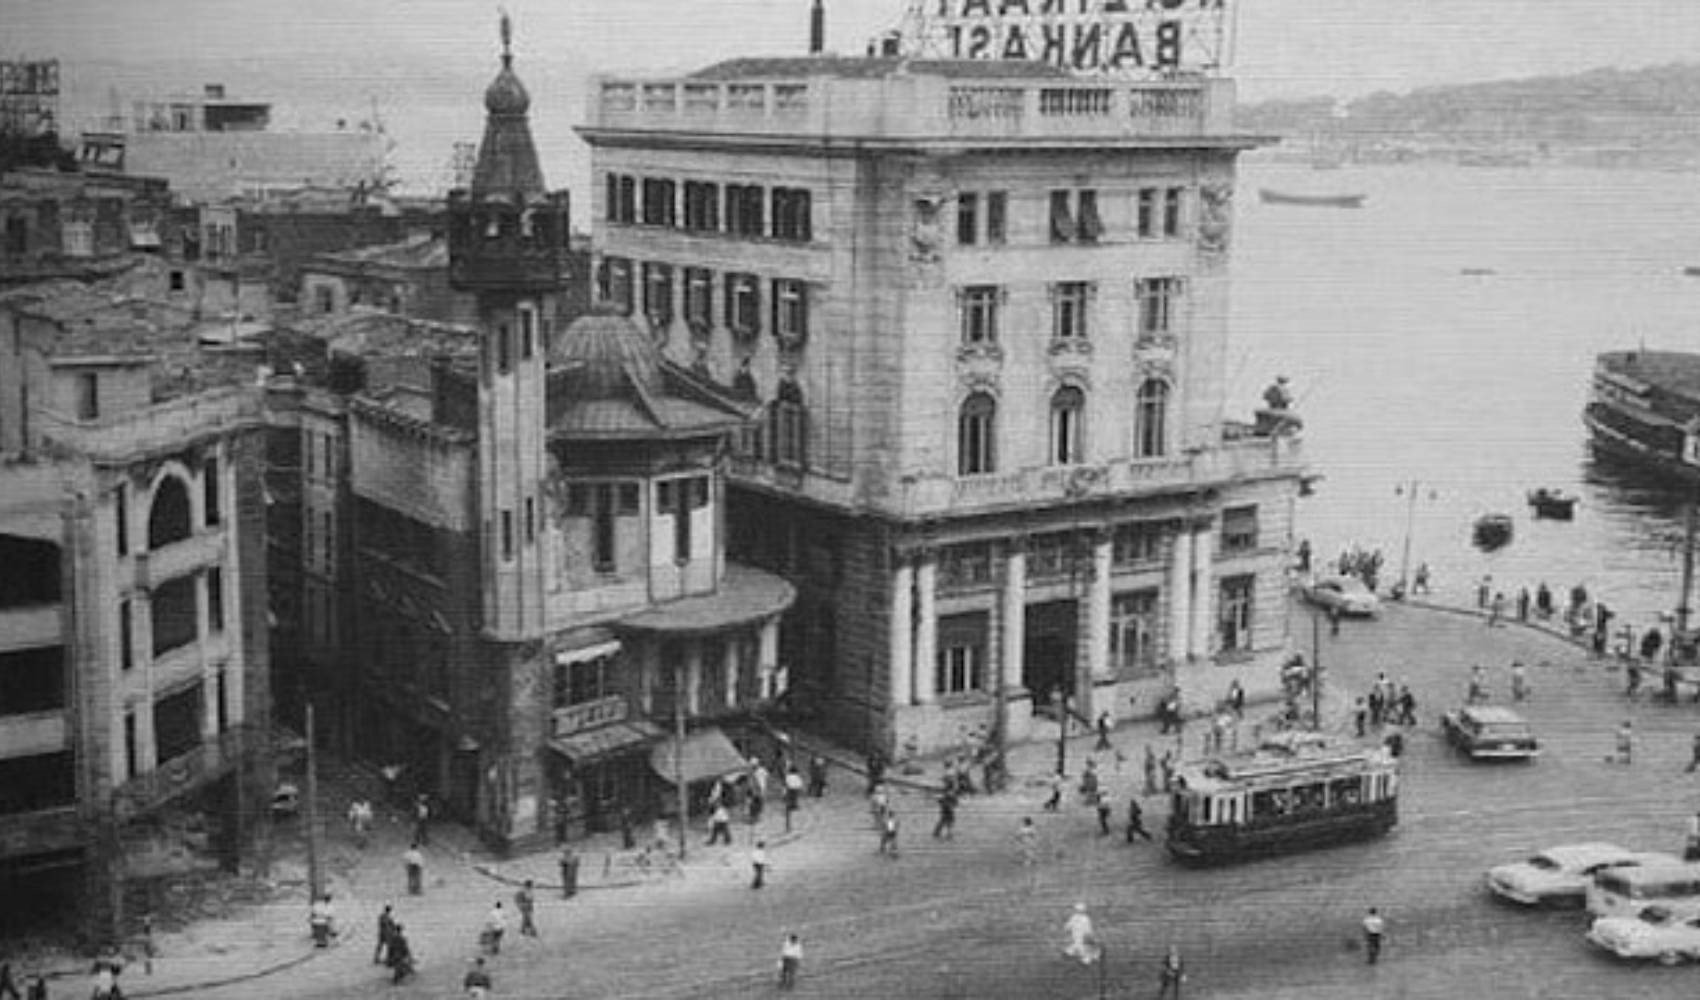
[305,701,321,902]
[1310,611,1322,731]
[1054,687,1068,776]
[1679,499,1697,638]
[674,670,688,861]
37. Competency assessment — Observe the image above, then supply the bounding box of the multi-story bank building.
[576,21,1307,757]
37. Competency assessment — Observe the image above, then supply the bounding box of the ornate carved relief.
[1198,182,1233,255]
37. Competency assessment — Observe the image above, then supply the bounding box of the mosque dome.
[552,306,664,400]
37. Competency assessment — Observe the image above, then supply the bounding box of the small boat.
[1460,267,1497,276]
[1526,488,1578,520]
[1683,266,1700,278]
[1258,189,1366,209]
[1472,514,1514,552]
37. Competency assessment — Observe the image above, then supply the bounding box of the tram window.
[1299,782,1326,812]
[1330,777,1361,806]
[1251,790,1277,818]
[1202,798,1212,824]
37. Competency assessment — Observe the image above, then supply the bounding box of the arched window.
[147,475,192,549]
[770,380,808,469]
[1049,386,1085,465]
[958,393,997,476]
[1135,379,1170,458]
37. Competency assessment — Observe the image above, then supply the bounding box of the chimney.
[809,0,825,55]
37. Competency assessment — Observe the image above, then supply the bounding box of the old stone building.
[0,257,272,941]
[577,56,1307,756]
[293,25,793,851]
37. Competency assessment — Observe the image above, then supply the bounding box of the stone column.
[1190,525,1215,660]
[1001,539,1026,694]
[1167,526,1191,664]
[1088,530,1113,684]
[914,552,938,704]
[889,556,914,708]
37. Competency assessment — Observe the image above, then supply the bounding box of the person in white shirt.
[482,901,507,956]
[777,933,803,989]
[1063,902,1098,965]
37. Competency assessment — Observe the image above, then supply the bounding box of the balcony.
[34,385,263,464]
[889,434,1304,520]
[585,74,1240,148]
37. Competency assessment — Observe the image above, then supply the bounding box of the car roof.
[1534,842,1631,865]
[1462,706,1528,724]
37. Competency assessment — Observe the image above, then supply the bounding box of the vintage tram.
[1165,729,1399,864]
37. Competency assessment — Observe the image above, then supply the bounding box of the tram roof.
[1175,731,1392,792]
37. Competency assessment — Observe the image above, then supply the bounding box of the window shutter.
[1050,191,1073,243]
[1078,191,1103,241]
[797,283,810,341]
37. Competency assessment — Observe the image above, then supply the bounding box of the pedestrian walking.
[374,903,397,965]
[1353,696,1368,738]
[1686,732,1700,773]
[934,786,958,840]
[707,802,732,845]
[515,879,537,938]
[1043,770,1064,811]
[1643,628,1665,665]
[1476,575,1491,609]
[0,961,20,1000]
[1062,903,1098,965]
[1078,759,1099,804]
[878,810,900,857]
[403,843,425,896]
[1126,796,1153,843]
[748,786,765,825]
[387,924,414,984]
[1159,751,1175,792]
[1510,661,1530,702]
[745,840,769,889]
[1413,562,1431,595]
[1157,945,1186,999]
[347,798,373,848]
[1467,664,1488,705]
[309,892,336,948]
[1143,745,1159,796]
[1095,710,1113,751]
[777,933,803,990]
[1516,587,1531,622]
[481,901,506,956]
[1488,591,1505,627]
[1227,678,1246,717]
[783,767,803,832]
[1397,684,1417,726]
[1362,907,1386,964]
[869,782,890,826]
[1626,660,1643,699]
[808,754,828,798]
[558,845,579,899]
[751,759,771,800]
[462,956,493,999]
[412,795,431,847]
[1615,720,1635,764]
[865,749,886,795]
[1329,604,1342,637]
[1095,789,1113,836]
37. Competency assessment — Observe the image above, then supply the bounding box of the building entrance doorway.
[1023,600,1078,708]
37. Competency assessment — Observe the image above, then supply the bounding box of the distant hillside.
[1240,63,1700,169]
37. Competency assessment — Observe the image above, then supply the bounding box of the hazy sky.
[6,0,1693,100]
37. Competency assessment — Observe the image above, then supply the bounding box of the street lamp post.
[1054,687,1068,777]
[1394,480,1435,596]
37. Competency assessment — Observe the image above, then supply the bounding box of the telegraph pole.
[1310,612,1322,730]
[305,702,322,902]
[674,671,688,861]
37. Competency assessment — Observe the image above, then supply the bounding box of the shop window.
[1109,590,1160,675]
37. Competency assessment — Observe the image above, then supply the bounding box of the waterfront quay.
[129,597,1697,1000]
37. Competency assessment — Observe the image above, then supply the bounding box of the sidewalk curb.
[1401,598,1615,659]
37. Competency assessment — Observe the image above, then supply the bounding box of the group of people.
[1354,671,1418,736]
[1060,903,1189,996]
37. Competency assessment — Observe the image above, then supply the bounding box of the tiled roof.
[689,56,1072,81]
[313,233,446,271]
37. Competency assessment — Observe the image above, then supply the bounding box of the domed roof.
[484,61,531,116]
[553,306,663,400]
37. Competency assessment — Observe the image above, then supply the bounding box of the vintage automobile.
[1487,843,1679,907]
[1441,705,1539,761]
[1587,906,1700,964]
[1300,576,1380,618]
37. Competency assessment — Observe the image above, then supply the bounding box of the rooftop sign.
[928,0,1230,76]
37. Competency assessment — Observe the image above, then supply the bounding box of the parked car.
[1300,575,1380,617]
[1587,906,1700,964]
[1487,843,1680,907]
[1441,705,1539,761]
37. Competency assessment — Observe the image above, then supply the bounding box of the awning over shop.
[616,565,796,638]
[127,220,162,248]
[548,719,664,765]
[649,727,750,786]
[554,631,621,666]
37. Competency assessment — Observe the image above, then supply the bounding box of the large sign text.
[932,0,1228,76]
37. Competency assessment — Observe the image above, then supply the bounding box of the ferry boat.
[1582,350,1700,484]
[1258,189,1365,209]
[1526,488,1578,520]
[1165,730,1399,865]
